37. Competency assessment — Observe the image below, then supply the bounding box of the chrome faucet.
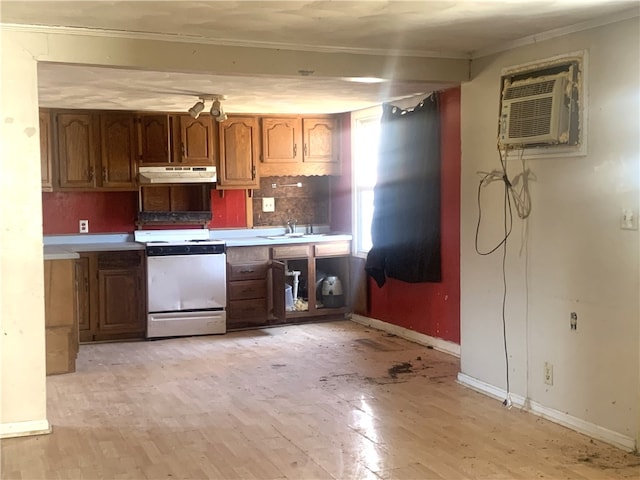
[287,219,297,234]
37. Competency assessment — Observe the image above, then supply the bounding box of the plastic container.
[284,284,294,311]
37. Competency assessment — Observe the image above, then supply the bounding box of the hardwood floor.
[2,320,638,479]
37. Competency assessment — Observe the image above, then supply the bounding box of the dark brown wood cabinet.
[40,109,53,191]
[138,114,171,164]
[226,246,270,329]
[218,116,260,189]
[177,115,216,165]
[138,114,216,166]
[55,112,99,189]
[53,110,138,191]
[261,117,302,165]
[260,115,340,176]
[77,250,146,342]
[271,241,350,323]
[100,113,138,188]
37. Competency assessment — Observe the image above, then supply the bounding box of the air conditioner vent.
[508,97,553,138]
[503,80,555,100]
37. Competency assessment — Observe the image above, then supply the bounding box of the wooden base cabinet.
[44,259,79,375]
[271,241,351,323]
[77,250,146,342]
[226,247,269,330]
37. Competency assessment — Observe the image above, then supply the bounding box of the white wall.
[460,17,639,450]
[0,31,50,437]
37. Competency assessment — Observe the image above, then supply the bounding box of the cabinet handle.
[252,165,256,179]
[293,144,297,157]
[240,269,255,273]
[304,144,308,156]
[181,142,185,158]
[89,166,94,180]
[102,167,106,182]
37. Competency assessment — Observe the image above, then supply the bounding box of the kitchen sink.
[263,233,326,240]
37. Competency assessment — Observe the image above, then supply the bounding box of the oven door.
[147,253,226,313]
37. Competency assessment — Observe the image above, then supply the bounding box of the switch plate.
[79,219,89,233]
[621,209,638,230]
[262,197,275,212]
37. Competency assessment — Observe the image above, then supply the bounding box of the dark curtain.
[365,94,441,287]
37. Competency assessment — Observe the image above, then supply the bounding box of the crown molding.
[0,23,470,60]
[472,7,640,59]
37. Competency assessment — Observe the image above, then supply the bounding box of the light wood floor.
[2,320,638,479]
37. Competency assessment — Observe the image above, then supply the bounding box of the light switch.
[262,197,275,212]
[621,208,638,230]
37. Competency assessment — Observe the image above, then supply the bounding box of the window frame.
[350,105,382,259]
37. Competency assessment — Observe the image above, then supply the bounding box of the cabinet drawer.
[228,261,268,281]
[314,241,351,257]
[229,280,267,300]
[228,298,268,319]
[271,245,310,259]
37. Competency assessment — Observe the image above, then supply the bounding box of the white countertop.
[43,229,352,259]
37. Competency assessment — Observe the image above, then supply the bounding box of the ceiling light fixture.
[188,94,227,122]
[188,100,205,118]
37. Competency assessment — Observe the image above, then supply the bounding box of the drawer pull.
[239,269,255,273]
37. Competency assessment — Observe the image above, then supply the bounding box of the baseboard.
[457,372,637,452]
[351,314,461,357]
[0,419,51,439]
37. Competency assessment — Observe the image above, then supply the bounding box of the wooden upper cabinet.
[138,114,170,164]
[303,117,339,164]
[40,109,53,191]
[259,115,341,176]
[218,116,260,189]
[55,112,99,189]
[100,113,137,188]
[261,117,302,164]
[177,115,216,165]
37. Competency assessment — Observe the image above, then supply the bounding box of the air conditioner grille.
[508,97,553,138]
[504,80,556,100]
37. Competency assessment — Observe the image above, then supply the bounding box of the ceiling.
[1,1,638,114]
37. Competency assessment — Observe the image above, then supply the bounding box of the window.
[351,106,382,258]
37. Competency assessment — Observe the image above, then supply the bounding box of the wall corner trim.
[0,419,52,439]
[351,314,461,357]
[457,372,637,453]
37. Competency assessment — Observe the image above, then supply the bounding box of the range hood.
[138,166,217,184]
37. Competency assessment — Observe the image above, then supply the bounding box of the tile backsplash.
[252,176,330,228]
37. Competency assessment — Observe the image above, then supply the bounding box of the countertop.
[43,229,352,260]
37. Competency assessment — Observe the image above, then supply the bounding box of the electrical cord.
[475,145,531,408]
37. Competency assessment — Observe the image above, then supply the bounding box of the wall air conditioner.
[499,72,572,147]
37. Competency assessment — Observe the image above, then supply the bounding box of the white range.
[134,229,227,338]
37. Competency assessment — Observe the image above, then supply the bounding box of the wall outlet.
[262,197,275,212]
[544,362,554,386]
[79,219,89,233]
[621,208,638,230]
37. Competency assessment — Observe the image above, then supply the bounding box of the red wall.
[367,88,461,343]
[42,189,247,234]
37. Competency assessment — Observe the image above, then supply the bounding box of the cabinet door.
[56,112,98,189]
[218,116,260,188]
[100,113,137,188]
[303,117,339,164]
[261,117,302,163]
[178,115,216,165]
[271,260,286,322]
[40,110,53,191]
[138,114,170,164]
[95,252,146,340]
[75,256,92,343]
